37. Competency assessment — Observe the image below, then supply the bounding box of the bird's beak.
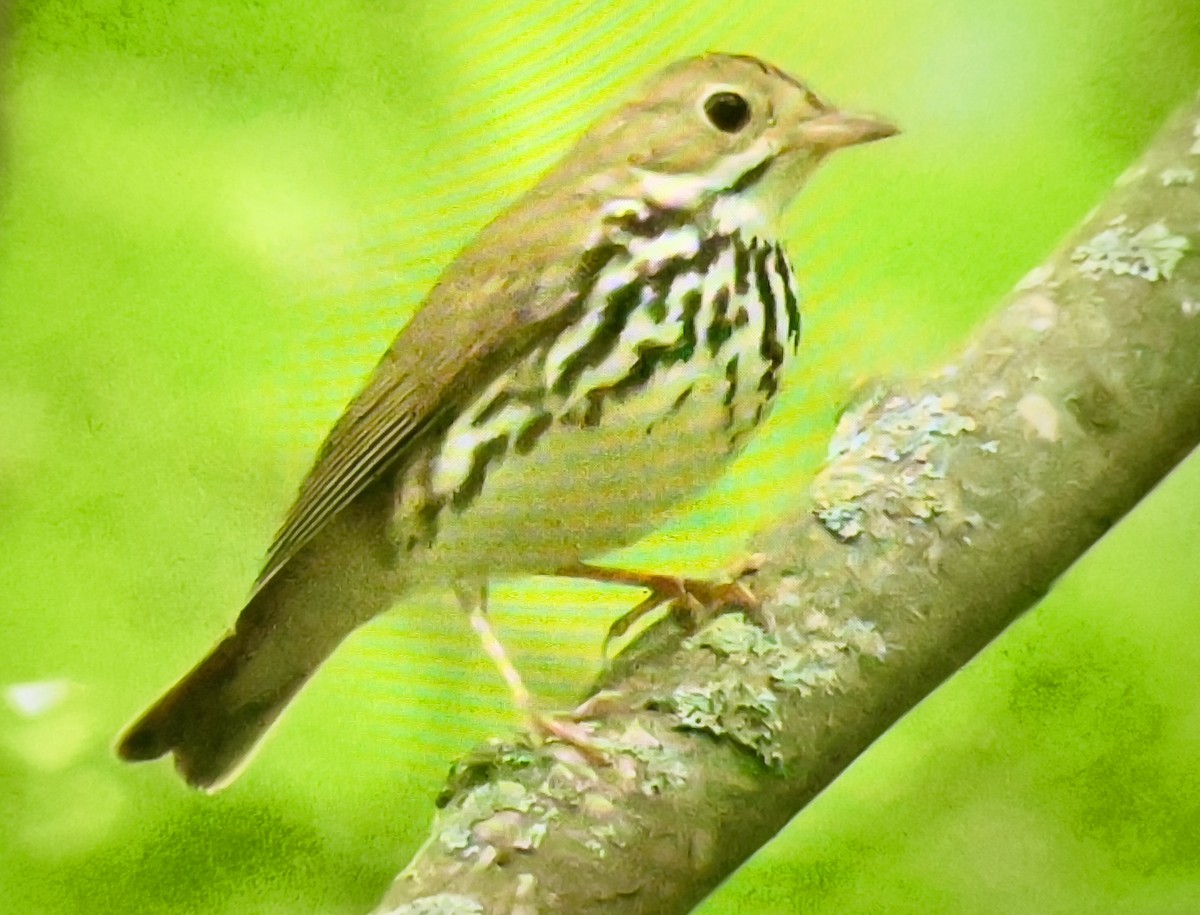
[795,110,899,150]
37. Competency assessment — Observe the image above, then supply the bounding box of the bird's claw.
[601,565,766,657]
[527,710,610,765]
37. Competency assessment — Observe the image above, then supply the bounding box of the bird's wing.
[252,186,613,592]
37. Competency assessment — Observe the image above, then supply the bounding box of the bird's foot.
[604,575,761,655]
[557,556,768,656]
[459,588,609,764]
[526,709,610,765]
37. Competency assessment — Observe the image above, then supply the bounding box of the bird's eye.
[703,92,751,133]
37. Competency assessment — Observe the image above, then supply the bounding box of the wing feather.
[251,183,617,592]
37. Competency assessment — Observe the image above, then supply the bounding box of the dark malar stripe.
[728,157,773,195]
[753,243,785,399]
[773,242,802,352]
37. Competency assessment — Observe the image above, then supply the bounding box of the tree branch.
[373,97,1200,915]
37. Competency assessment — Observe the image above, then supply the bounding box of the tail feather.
[117,488,396,791]
[116,618,312,790]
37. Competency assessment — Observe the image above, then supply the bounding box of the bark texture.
[375,97,1200,915]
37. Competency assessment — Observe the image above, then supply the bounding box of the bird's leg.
[460,584,533,712]
[557,556,766,655]
[455,583,607,762]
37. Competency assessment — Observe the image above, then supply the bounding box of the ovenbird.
[117,53,895,790]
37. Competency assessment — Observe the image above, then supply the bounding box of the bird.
[116,52,896,791]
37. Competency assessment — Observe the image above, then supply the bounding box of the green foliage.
[2,1,1199,913]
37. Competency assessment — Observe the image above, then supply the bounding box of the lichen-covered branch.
[374,98,1200,915]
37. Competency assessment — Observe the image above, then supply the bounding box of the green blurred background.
[2,1,1199,912]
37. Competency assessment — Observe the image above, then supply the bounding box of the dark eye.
[703,91,751,133]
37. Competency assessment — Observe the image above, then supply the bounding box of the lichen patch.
[1071,221,1189,282]
[655,612,888,766]
[810,392,978,542]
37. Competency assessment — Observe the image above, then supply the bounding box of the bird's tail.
[117,490,396,791]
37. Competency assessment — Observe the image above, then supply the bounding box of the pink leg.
[455,583,608,762]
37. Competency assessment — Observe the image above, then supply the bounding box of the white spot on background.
[5,680,72,718]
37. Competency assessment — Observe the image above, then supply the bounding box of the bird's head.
[570,53,897,232]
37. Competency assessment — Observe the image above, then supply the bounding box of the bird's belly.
[399,350,776,585]
[411,374,742,582]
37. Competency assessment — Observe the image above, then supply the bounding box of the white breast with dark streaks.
[399,210,801,585]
